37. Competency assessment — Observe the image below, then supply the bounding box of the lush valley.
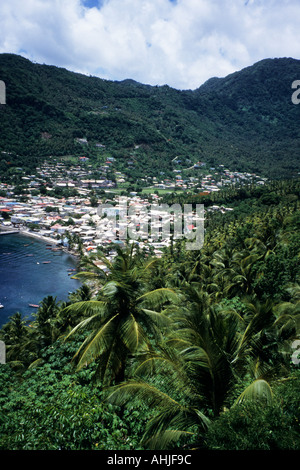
[0,54,299,180]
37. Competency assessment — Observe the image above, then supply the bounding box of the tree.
[107,285,287,449]
[32,295,61,348]
[0,313,34,368]
[63,245,178,385]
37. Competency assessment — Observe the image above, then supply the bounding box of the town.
[0,155,267,260]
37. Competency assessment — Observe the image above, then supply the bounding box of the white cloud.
[0,0,299,89]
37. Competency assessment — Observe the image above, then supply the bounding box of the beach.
[0,225,79,257]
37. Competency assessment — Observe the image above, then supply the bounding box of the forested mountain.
[0,54,299,179]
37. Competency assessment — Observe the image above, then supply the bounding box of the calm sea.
[0,233,81,327]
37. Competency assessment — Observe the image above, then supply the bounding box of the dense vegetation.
[0,54,299,179]
[0,178,299,450]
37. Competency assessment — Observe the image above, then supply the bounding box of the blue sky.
[0,0,299,90]
[82,0,106,8]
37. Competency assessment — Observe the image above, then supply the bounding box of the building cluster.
[0,157,266,258]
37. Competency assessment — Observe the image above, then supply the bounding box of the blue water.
[0,233,81,327]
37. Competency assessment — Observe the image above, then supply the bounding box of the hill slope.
[0,54,299,179]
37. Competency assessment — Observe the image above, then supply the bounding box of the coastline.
[19,229,60,246]
[0,227,82,326]
[0,225,80,259]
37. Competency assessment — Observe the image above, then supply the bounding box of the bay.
[0,233,81,327]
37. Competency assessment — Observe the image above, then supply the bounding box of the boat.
[29,304,39,308]
[0,304,3,309]
[42,261,51,264]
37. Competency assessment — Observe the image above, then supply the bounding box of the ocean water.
[0,233,81,327]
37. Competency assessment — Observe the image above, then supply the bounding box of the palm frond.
[137,288,179,309]
[63,301,107,339]
[71,271,102,280]
[143,429,195,450]
[142,407,208,449]
[234,379,274,405]
[140,308,172,328]
[63,313,103,343]
[107,379,185,408]
[76,313,120,370]
[119,314,147,352]
[63,300,106,319]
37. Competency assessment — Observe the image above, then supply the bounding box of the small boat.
[42,261,51,264]
[29,304,39,308]
[0,304,4,309]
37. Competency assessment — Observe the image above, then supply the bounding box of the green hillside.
[0,54,299,179]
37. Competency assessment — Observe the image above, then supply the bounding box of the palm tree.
[167,286,243,417]
[0,312,37,368]
[32,295,61,348]
[107,342,211,449]
[63,245,178,385]
[106,287,281,449]
[68,284,93,303]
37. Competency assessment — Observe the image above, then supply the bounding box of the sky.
[0,0,299,90]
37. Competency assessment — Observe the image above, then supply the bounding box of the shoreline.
[20,229,81,259]
[1,225,80,259]
[19,229,59,245]
[19,229,60,246]
[0,228,82,326]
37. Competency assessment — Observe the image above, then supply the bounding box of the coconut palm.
[0,312,37,368]
[107,342,211,449]
[68,284,93,303]
[107,286,282,449]
[63,245,178,385]
[32,295,61,348]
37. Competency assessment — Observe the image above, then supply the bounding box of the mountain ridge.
[0,53,299,179]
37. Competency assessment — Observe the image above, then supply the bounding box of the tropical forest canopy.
[0,177,299,450]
